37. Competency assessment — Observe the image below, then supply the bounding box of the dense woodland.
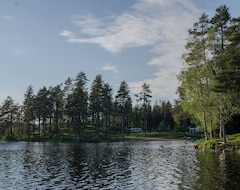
[0,5,239,142]
[0,72,179,141]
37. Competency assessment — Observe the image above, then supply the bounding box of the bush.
[196,139,219,150]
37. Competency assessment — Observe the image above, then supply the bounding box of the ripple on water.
[0,141,199,190]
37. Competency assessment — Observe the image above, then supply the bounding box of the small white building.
[130,128,142,133]
[189,127,198,133]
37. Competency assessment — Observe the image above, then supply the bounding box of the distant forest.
[0,71,180,141]
[0,5,239,141]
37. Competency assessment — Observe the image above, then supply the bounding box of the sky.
[0,0,239,105]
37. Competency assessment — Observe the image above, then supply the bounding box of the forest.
[0,72,180,141]
[0,5,239,143]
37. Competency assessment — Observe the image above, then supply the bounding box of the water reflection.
[194,151,240,190]
[0,141,240,189]
[66,143,132,189]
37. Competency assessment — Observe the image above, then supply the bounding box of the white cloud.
[60,0,202,101]
[59,30,73,38]
[2,15,13,21]
[66,13,162,53]
[101,63,119,73]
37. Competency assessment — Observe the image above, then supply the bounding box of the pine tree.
[23,85,35,139]
[179,13,211,140]
[102,83,113,133]
[211,5,232,144]
[89,75,103,133]
[135,83,152,136]
[71,72,88,137]
[50,85,64,136]
[1,96,18,137]
[115,81,132,137]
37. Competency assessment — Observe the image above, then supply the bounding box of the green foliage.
[177,5,240,143]
[115,81,132,137]
[226,133,240,144]
[196,139,219,150]
[196,133,240,151]
[135,83,152,135]
[89,74,104,133]
[157,122,171,132]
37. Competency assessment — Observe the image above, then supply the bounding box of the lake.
[0,140,240,189]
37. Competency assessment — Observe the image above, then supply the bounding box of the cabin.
[189,127,198,133]
[130,128,142,133]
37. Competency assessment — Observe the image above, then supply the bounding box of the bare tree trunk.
[202,110,208,140]
[38,113,41,139]
[219,107,227,144]
[222,122,227,145]
[219,113,223,138]
[209,120,213,139]
[49,116,52,137]
[144,110,147,137]
[121,116,124,137]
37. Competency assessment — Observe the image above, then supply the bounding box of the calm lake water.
[0,141,240,190]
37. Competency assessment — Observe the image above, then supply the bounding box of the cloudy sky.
[0,0,239,104]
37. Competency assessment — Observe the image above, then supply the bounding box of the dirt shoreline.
[122,137,186,142]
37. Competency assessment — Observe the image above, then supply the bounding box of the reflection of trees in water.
[219,150,228,187]
[22,142,70,188]
[68,143,131,188]
[67,143,88,180]
[194,151,240,190]
[194,152,220,190]
[219,151,240,189]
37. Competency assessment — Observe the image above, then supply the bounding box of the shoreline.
[121,136,187,142]
[0,136,190,144]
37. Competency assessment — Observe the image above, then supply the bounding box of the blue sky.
[0,0,239,105]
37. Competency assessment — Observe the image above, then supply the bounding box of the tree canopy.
[178,5,240,143]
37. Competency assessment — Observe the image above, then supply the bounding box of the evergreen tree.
[69,72,88,137]
[63,77,74,133]
[50,85,64,136]
[211,5,233,144]
[23,85,35,139]
[135,83,152,136]
[35,86,49,138]
[102,83,113,133]
[152,101,161,131]
[216,17,240,96]
[158,100,174,132]
[89,75,103,133]
[115,81,132,137]
[1,96,18,137]
[131,105,143,129]
[172,100,192,132]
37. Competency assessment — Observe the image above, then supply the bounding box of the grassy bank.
[124,132,202,141]
[196,133,240,152]
[0,131,202,143]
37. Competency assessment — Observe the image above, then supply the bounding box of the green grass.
[124,131,203,141]
[196,139,219,150]
[196,133,240,151]
[148,131,202,139]
[227,133,240,144]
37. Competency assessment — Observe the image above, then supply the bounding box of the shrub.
[196,139,219,150]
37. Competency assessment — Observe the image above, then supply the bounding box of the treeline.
[2,5,239,142]
[177,5,240,143]
[0,72,189,141]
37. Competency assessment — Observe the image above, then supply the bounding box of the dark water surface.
[0,141,240,189]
